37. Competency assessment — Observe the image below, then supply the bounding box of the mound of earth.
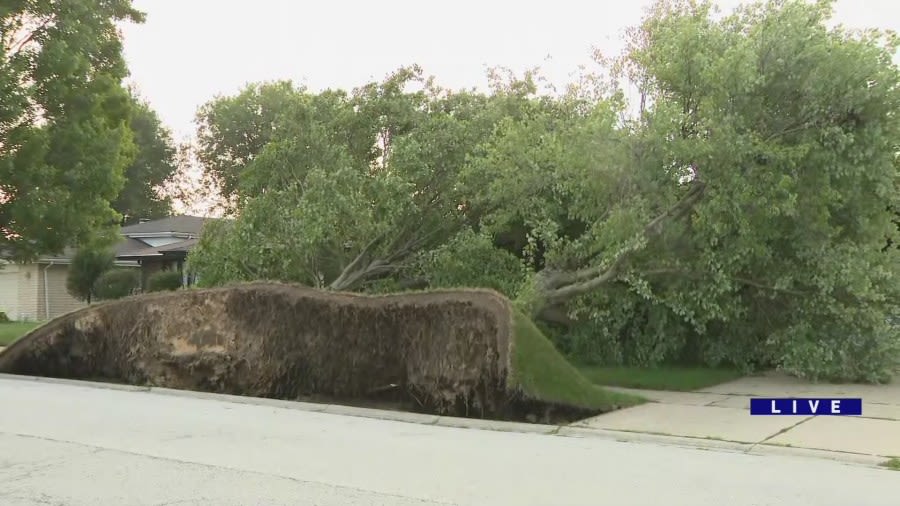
[0,283,639,422]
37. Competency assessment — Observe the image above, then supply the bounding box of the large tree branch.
[327,234,386,290]
[731,276,806,297]
[543,266,620,303]
[6,16,53,56]
[637,268,808,296]
[328,212,460,292]
[535,266,806,326]
[538,181,706,303]
[644,180,706,234]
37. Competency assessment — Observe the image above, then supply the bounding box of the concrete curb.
[151,384,559,434]
[0,373,890,468]
[557,426,754,454]
[148,386,331,413]
[0,373,150,393]
[747,444,888,467]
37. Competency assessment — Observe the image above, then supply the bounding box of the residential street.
[0,376,896,506]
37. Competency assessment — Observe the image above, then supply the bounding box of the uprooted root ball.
[0,283,615,422]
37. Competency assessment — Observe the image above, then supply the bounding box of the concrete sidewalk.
[576,371,900,460]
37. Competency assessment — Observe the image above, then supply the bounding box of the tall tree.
[113,94,177,224]
[0,0,144,261]
[194,81,301,211]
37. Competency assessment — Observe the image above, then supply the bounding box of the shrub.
[94,269,140,300]
[0,311,9,323]
[67,247,115,303]
[146,270,183,292]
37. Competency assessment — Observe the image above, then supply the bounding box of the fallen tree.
[0,283,638,421]
[186,0,900,382]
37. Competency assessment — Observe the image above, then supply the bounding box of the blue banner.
[750,398,862,416]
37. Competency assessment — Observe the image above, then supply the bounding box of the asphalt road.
[0,376,895,506]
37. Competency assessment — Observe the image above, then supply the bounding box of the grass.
[881,458,900,471]
[509,309,645,411]
[0,321,41,346]
[576,364,743,391]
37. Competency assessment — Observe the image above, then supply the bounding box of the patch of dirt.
[0,283,578,421]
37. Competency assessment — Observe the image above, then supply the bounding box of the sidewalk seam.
[749,415,814,452]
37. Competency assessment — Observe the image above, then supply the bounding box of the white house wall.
[42,264,86,319]
[0,263,19,320]
[17,264,39,321]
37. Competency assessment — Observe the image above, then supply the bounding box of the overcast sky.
[120,0,900,140]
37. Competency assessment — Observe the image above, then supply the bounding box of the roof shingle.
[120,216,210,236]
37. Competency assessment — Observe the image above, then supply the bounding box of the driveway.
[576,371,900,459]
[0,375,897,506]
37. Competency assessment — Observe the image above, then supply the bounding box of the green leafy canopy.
[1,0,145,260]
[190,1,900,382]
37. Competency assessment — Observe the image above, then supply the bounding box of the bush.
[146,270,183,292]
[0,311,9,323]
[94,269,140,300]
[67,247,115,303]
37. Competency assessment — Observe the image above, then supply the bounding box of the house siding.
[42,264,86,319]
[0,263,19,320]
[17,264,40,321]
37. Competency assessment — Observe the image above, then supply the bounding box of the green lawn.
[509,310,645,411]
[0,322,41,346]
[576,365,743,392]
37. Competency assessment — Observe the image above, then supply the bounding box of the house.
[0,215,211,322]
[116,215,210,289]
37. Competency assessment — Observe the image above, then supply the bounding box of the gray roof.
[115,238,151,256]
[33,216,214,262]
[120,216,210,236]
[115,238,199,259]
[38,238,148,263]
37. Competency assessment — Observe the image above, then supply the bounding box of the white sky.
[120,0,900,141]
